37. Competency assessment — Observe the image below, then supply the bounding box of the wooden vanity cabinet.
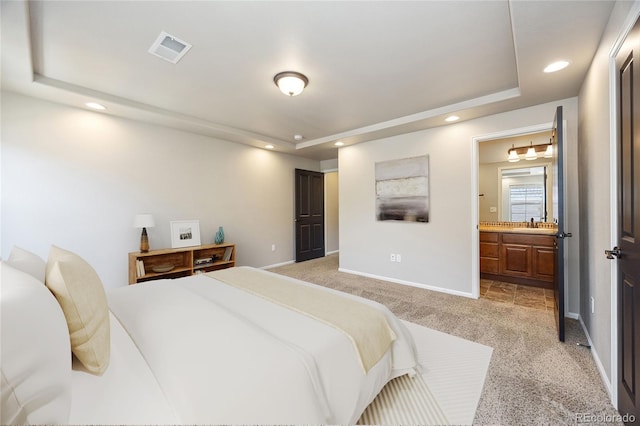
[500,243,532,277]
[480,231,556,288]
[479,232,499,274]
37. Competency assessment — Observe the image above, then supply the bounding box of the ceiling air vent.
[148,31,192,64]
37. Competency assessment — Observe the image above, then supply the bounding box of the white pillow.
[45,246,110,375]
[7,246,46,283]
[0,262,72,425]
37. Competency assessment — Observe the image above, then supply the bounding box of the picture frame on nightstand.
[170,220,201,248]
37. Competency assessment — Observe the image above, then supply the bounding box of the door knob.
[605,246,621,259]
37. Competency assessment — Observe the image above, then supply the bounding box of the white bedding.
[70,267,418,424]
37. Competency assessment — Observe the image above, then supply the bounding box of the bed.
[1,246,420,425]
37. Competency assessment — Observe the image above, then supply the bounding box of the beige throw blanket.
[206,267,396,373]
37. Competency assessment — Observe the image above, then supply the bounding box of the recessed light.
[335,141,344,147]
[544,61,569,73]
[265,144,275,150]
[445,115,459,122]
[85,102,106,110]
[294,134,303,141]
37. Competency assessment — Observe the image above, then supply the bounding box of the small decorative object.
[170,220,201,248]
[133,214,155,253]
[214,226,225,244]
[151,264,174,273]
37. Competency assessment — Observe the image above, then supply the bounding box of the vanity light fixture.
[274,71,308,96]
[525,145,538,161]
[508,145,520,162]
[507,142,553,162]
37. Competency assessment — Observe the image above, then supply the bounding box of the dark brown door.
[551,106,566,342]
[616,18,640,422]
[295,169,325,262]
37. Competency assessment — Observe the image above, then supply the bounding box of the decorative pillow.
[0,262,72,425]
[45,245,110,375]
[7,246,46,283]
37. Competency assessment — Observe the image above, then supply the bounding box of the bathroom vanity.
[479,223,557,289]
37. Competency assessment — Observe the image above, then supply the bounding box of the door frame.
[471,123,568,304]
[608,2,640,409]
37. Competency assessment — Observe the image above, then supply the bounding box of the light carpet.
[268,254,622,425]
[358,320,492,425]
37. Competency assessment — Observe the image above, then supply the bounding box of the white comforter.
[69,268,418,424]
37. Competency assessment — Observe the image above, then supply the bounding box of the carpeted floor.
[268,254,622,425]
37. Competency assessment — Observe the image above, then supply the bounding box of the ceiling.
[1,1,614,160]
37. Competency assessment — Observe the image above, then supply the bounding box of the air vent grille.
[148,31,192,64]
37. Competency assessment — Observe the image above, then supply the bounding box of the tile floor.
[480,279,554,311]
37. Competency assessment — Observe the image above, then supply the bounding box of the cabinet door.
[501,244,532,277]
[532,246,555,282]
[479,242,499,273]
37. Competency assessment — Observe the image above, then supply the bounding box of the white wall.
[577,0,638,390]
[1,92,320,288]
[339,98,580,306]
[324,171,339,254]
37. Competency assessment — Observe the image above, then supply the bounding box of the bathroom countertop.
[479,226,557,235]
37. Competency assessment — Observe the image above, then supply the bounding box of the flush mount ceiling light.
[334,141,344,147]
[544,60,570,73]
[507,142,552,162]
[445,115,460,122]
[274,71,308,96]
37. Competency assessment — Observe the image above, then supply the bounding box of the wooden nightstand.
[128,243,235,284]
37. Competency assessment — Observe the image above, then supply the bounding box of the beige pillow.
[45,246,110,375]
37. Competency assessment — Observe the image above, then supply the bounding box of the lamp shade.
[544,144,553,158]
[274,71,308,96]
[508,149,520,162]
[525,147,538,160]
[133,214,155,228]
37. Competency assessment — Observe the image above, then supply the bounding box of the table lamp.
[133,214,155,252]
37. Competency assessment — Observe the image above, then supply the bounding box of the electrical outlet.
[591,297,595,314]
[396,254,402,263]
[390,253,396,262]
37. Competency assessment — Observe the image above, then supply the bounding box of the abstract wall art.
[375,155,429,223]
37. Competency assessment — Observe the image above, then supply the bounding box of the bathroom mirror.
[478,131,554,223]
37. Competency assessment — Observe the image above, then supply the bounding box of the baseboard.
[566,312,579,320]
[261,260,294,269]
[578,315,613,399]
[326,250,339,256]
[337,267,476,299]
